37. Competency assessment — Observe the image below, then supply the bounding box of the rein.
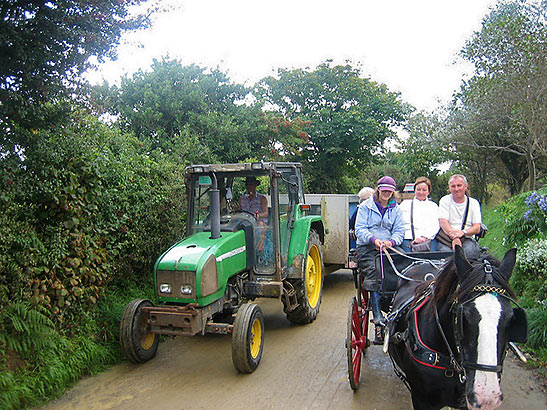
[433,292,467,382]
[380,247,445,283]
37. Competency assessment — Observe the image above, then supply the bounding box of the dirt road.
[42,270,545,410]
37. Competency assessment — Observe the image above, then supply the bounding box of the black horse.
[386,246,528,410]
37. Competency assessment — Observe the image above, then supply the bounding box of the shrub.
[0,282,153,409]
[512,238,547,357]
[0,110,186,327]
[512,238,547,306]
[500,188,547,247]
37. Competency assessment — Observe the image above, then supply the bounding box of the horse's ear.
[454,245,472,281]
[499,248,517,281]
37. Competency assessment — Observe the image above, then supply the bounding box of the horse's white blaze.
[471,294,503,410]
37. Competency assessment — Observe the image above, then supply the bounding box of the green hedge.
[0,110,187,408]
[500,188,547,247]
[0,110,186,325]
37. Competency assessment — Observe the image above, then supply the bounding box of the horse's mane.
[415,251,516,308]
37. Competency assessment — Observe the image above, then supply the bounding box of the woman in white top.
[399,176,440,252]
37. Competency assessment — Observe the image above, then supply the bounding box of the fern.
[0,371,33,410]
[0,302,56,358]
[527,306,547,350]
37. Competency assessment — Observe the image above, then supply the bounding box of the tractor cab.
[186,162,306,277]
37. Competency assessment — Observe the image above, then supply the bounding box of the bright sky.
[87,0,498,112]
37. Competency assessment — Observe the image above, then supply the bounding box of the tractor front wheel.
[232,303,264,373]
[119,299,159,364]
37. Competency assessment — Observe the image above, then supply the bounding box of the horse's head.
[452,246,527,410]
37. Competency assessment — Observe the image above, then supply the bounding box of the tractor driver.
[239,177,268,222]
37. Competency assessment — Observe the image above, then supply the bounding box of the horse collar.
[402,296,462,379]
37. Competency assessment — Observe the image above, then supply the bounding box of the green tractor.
[120,162,325,373]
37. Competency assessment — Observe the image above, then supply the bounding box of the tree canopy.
[255,62,412,192]
[448,0,546,192]
[0,0,151,152]
[94,59,310,163]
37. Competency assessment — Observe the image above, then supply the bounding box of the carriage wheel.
[347,296,368,390]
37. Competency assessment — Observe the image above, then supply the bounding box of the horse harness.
[388,259,528,388]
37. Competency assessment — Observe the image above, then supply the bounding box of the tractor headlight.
[200,255,218,297]
[180,285,193,295]
[159,283,172,294]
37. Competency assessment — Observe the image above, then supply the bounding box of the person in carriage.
[349,186,374,241]
[437,174,482,259]
[399,176,440,253]
[354,176,405,345]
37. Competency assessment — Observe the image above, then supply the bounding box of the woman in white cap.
[355,176,405,344]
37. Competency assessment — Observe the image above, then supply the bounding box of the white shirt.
[438,195,482,235]
[399,198,440,240]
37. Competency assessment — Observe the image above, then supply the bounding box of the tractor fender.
[285,216,324,279]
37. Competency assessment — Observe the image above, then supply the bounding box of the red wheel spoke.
[352,349,362,381]
[352,320,361,337]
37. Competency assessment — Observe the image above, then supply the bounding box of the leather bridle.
[434,259,526,383]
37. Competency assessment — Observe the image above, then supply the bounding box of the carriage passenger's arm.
[462,223,481,237]
[355,205,374,244]
[462,198,482,237]
[438,196,454,237]
[439,218,451,235]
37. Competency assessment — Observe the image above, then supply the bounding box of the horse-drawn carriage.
[346,246,529,410]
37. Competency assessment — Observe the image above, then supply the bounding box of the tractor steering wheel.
[234,209,255,217]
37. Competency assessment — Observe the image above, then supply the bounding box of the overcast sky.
[87,0,499,112]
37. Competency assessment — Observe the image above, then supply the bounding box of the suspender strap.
[411,200,415,240]
[461,196,470,231]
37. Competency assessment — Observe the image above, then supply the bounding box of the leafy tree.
[451,0,547,191]
[255,61,411,193]
[391,111,453,198]
[0,0,152,153]
[95,59,309,163]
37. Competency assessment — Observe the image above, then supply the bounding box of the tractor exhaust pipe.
[209,172,221,239]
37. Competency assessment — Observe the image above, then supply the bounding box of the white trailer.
[305,194,359,273]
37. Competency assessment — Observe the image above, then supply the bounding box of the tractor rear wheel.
[119,299,159,364]
[284,230,323,324]
[232,303,264,373]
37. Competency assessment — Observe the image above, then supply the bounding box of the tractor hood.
[156,234,211,271]
[155,230,248,273]
[155,230,248,306]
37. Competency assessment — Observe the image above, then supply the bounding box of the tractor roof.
[185,162,302,176]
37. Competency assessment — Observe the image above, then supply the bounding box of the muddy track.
[42,270,546,410]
